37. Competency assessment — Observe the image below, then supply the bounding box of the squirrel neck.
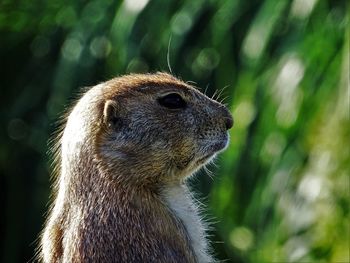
[54,144,198,262]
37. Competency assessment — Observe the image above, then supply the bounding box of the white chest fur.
[162,184,212,263]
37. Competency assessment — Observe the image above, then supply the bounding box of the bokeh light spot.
[90,36,112,59]
[298,174,323,202]
[55,6,77,28]
[124,0,150,13]
[273,54,305,127]
[171,12,193,35]
[261,132,286,160]
[291,0,318,19]
[126,58,149,73]
[233,100,256,129]
[230,227,254,251]
[61,37,83,61]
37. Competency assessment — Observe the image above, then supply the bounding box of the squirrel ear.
[103,100,120,128]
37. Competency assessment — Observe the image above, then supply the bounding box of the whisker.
[186,80,197,86]
[216,88,225,100]
[211,89,219,100]
[217,85,230,102]
[203,165,214,181]
[204,84,209,96]
[219,96,229,105]
[167,34,173,74]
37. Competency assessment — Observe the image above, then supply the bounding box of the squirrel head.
[61,73,233,188]
[94,73,233,185]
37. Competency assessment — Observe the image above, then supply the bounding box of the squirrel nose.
[225,115,234,130]
[221,106,233,130]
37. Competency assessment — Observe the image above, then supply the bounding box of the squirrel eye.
[158,93,186,109]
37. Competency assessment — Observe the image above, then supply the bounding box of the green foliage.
[1,0,348,262]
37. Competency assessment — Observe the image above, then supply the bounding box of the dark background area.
[1,0,349,262]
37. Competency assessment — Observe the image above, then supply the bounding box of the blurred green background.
[1,0,349,262]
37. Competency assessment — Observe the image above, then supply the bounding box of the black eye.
[158,93,187,109]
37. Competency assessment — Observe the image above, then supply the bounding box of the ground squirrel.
[40,72,233,263]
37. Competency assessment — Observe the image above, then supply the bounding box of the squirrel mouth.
[197,136,229,164]
[210,138,228,152]
[197,154,215,164]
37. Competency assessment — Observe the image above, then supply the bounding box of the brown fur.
[40,73,233,263]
